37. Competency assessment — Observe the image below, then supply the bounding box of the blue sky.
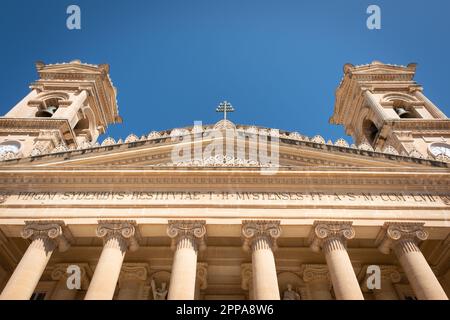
[0,0,449,143]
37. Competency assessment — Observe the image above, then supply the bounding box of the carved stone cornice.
[196,263,208,290]
[241,220,281,251]
[241,263,253,291]
[118,263,148,287]
[167,220,207,251]
[376,222,428,255]
[301,264,330,284]
[21,221,72,252]
[96,220,139,252]
[309,221,355,252]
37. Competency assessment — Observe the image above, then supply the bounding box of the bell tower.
[0,60,122,159]
[330,61,450,160]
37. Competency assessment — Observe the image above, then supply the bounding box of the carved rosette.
[21,221,71,252]
[96,220,139,252]
[376,222,428,255]
[309,221,355,253]
[196,263,208,290]
[241,263,253,291]
[167,220,207,251]
[302,264,330,285]
[119,263,148,287]
[241,220,281,252]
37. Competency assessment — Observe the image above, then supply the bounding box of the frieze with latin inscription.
[0,191,448,207]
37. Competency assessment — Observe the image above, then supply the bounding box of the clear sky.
[0,0,449,143]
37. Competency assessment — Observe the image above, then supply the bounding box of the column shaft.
[394,239,448,300]
[85,236,126,300]
[0,237,55,300]
[252,237,280,300]
[414,90,447,119]
[323,237,364,300]
[364,90,389,120]
[168,237,198,300]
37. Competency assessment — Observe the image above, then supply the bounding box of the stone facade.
[0,61,448,300]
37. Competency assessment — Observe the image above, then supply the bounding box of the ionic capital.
[21,221,72,252]
[167,220,207,251]
[241,220,281,251]
[119,263,148,287]
[96,220,139,252]
[241,263,253,291]
[301,264,330,284]
[376,222,428,254]
[309,221,355,252]
[196,263,208,290]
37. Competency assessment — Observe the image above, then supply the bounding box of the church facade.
[0,60,448,300]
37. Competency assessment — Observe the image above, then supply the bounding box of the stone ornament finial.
[167,220,207,251]
[96,220,139,252]
[241,220,281,252]
[309,221,355,252]
[302,264,330,284]
[376,222,428,255]
[21,221,72,252]
[196,263,208,290]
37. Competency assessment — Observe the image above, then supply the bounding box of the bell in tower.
[0,60,122,159]
[330,61,450,160]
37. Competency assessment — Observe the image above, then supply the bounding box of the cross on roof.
[216,101,235,121]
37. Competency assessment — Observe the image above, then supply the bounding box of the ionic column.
[0,222,71,300]
[373,265,401,300]
[376,222,448,300]
[66,89,89,127]
[241,263,254,300]
[167,220,206,300]
[117,263,148,300]
[242,220,281,300]
[51,263,91,300]
[195,263,208,300]
[302,264,333,300]
[85,221,139,300]
[412,89,447,119]
[309,221,363,300]
[364,90,389,121]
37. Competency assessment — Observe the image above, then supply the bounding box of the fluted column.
[117,263,148,300]
[242,220,281,300]
[0,222,70,300]
[195,263,208,300]
[85,221,139,300]
[50,263,90,300]
[167,220,206,300]
[377,222,448,300]
[241,263,254,300]
[309,221,363,300]
[302,264,333,300]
